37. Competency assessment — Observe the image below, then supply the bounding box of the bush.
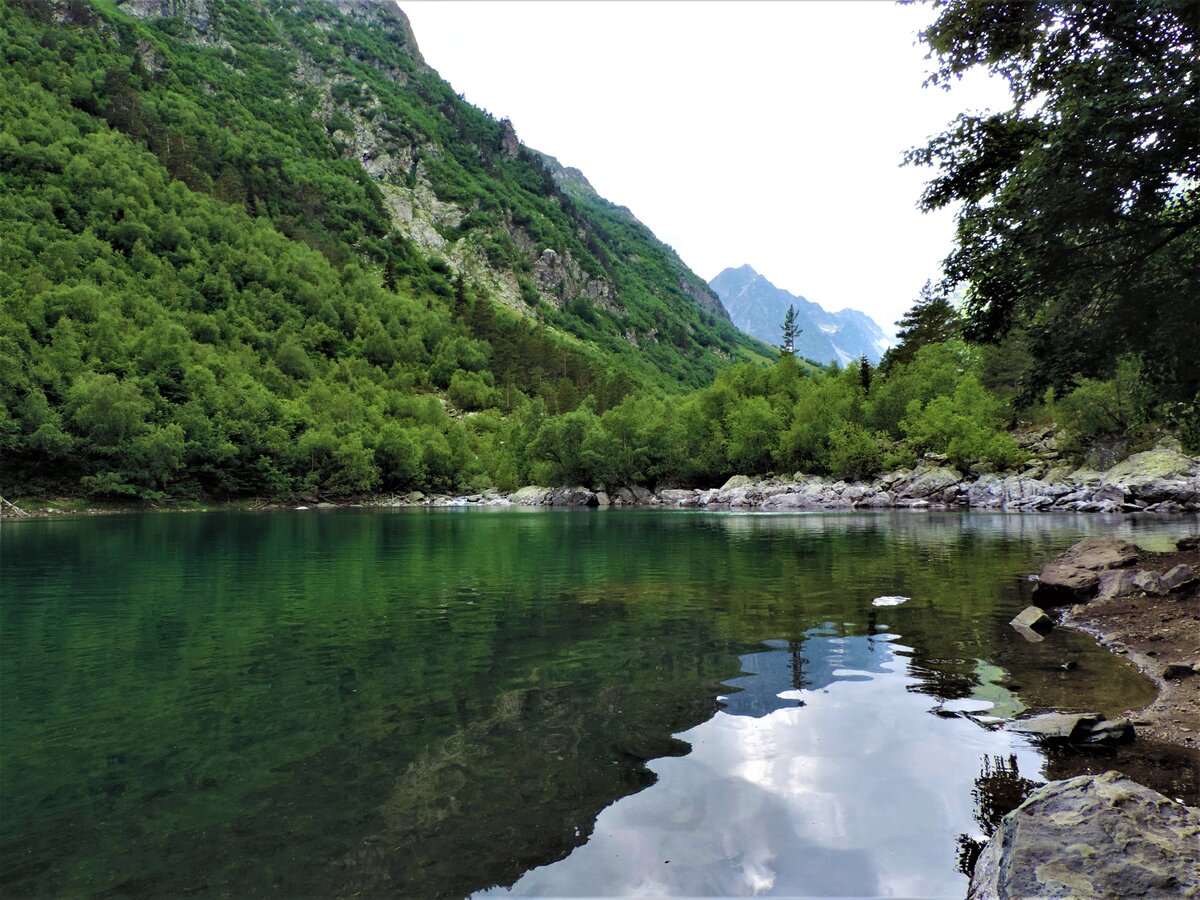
[827,424,887,481]
[1057,354,1153,449]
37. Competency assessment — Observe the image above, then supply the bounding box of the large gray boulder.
[969,772,1200,899]
[892,465,964,502]
[1032,537,1139,606]
[1058,536,1140,570]
[544,486,598,507]
[1101,447,1200,507]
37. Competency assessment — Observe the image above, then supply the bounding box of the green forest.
[0,0,1195,501]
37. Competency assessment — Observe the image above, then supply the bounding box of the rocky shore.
[382,443,1199,513]
[967,535,1200,898]
[1032,535,1200,752]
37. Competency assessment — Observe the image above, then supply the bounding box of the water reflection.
[2,510,1192,897]
[481,632,1047,898]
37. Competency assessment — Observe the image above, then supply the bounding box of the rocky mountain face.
[102,0,765,386]
[710,265,891,365]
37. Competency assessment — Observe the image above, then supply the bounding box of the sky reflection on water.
[483,630,1045,898]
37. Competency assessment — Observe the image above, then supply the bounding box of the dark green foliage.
[518,344,1024,487]
[0,0,769,499]
[780,304,799,356]
[909,0,1199,406]
[881,281,962,373]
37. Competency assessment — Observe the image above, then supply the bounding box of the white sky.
[400,1,1011,334]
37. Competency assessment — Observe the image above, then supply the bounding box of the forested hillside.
[0,0,767,499]
[1,0,1194,504]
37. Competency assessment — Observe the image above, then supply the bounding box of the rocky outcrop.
[368,444,1199,515]
[1032,537,1140,606]
[968,772,1200,899]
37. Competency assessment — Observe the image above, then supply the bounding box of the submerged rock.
[1010,606,1053,634]
[968,772,1200,899]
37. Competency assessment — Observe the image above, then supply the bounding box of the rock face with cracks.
[968,771,1200,899]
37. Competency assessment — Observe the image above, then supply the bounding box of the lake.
[1,509,1196,897]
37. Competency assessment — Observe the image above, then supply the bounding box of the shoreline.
[6,443,1199,520]
[1056,543,1200,754]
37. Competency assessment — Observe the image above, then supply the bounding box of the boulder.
[1008,712,1101,742]
[1010,606,1053,634]
[1032,564,1100,606]
[1096,568,1141,600]
[968,772,1200,900]
[720,475,755,491]
[893,466,963,501]
[544,486,598,507]
[657,488,698,508]
[1177,534,1200,551]
[1101,447,1200,506]
[1160,564,1197,593]
[1057,536,1140,571]
[510,486,549,506]
[1130,570,1163,595]
[1077,718,1134,745]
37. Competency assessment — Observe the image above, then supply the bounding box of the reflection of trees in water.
[955,754,1040,877]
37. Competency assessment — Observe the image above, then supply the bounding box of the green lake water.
[1,509,1197,897]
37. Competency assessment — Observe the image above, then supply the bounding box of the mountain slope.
[0,0,769,499]
[710,265,891,365]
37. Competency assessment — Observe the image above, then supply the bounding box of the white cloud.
[400,1,1011,330]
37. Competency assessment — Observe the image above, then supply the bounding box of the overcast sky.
[401,1,1011,334]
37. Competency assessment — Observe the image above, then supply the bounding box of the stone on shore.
[1096,568,1141,600]
[1032,563,1101,606]
[1032,537,1140,606]
[1008,712,1101,742]
[968,772,1200,900]
[1160,564,1197,593]
[1057,536,1140,570]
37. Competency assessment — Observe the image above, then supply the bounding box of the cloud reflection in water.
[479,627,1045,898]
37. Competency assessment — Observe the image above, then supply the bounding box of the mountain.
[710,266,892,365]
[0,0,772,499]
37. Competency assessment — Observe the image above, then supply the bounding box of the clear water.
[0,509,1194,897]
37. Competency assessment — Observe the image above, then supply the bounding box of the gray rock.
[1097,569,1141,600]
[1160,564,1197,593]
[510,486,548,506]
[544,486,597,507]
[1008,712,1101,742]
[657,488,697,508]
[1102,447,1200,506]
[1131,570,1163,595]
[1032,563,1100,606]
[1056,536,1140,571]
[720,475,755,491]
[893,466,963,501]
[968,772,1200,900]
[1177,534,1200,551]
[1078,718,1134,745]
[1010,606,1053,634]
[1010,623,1046,643]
